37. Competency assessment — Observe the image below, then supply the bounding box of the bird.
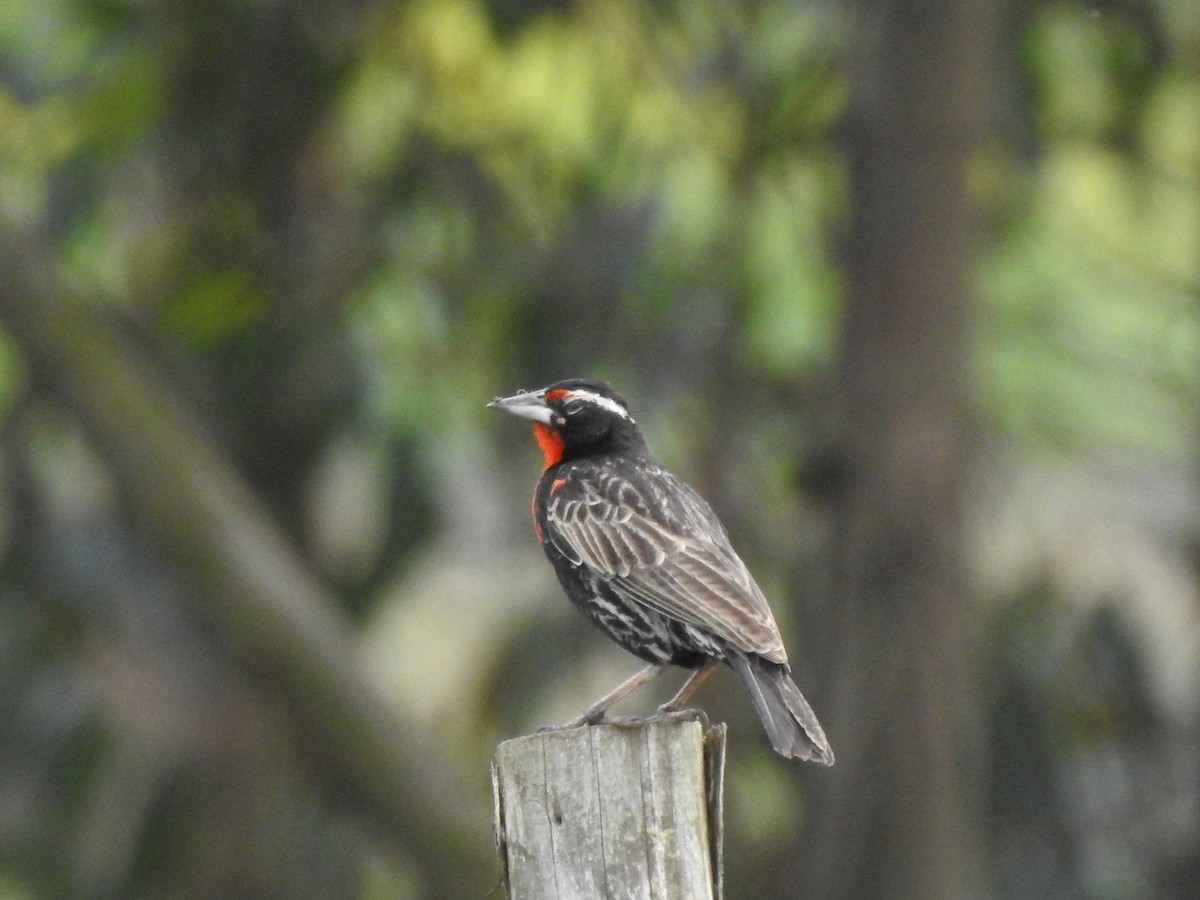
[488,378,833,764]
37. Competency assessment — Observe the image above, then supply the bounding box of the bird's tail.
[727,652,834,765]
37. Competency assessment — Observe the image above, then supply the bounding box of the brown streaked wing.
[543,463,787,662]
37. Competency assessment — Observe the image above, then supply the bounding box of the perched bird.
[488,378,833,764]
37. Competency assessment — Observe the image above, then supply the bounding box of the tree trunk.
[803,1,994,897]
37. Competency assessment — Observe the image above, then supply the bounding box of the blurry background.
[1,0,1198,898]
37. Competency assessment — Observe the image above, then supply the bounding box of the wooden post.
[492,714,726,900]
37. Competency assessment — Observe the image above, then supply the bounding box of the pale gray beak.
[487,389,555,425]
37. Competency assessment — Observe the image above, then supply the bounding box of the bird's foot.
[652,705,709,728]
[536,710,611,733]
[536,706,707,733]
[539,708,708,732]
[596,708,708,730]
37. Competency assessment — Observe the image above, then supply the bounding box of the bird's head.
[488,378,644,469]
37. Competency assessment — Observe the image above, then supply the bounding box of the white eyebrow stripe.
[567,389,633,421]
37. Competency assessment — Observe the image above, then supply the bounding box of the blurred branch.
[0,221,491,897]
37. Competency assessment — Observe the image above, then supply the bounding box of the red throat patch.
[533,422,564,470]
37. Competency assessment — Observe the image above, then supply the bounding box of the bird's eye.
[563,400,584,415]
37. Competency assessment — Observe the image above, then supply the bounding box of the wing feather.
[544,461,787,662]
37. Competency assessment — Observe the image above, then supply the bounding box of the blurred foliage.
[0,0,1198,898]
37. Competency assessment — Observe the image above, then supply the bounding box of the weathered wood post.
[492,713,727,899]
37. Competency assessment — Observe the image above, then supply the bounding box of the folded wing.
[543,461,788,664]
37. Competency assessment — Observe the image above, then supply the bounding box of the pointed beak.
[487,389,555,425]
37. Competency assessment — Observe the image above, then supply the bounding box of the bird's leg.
[562,663,667,727]
[658,659,719,713]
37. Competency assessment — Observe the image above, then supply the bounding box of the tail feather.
[727,652,834,765]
